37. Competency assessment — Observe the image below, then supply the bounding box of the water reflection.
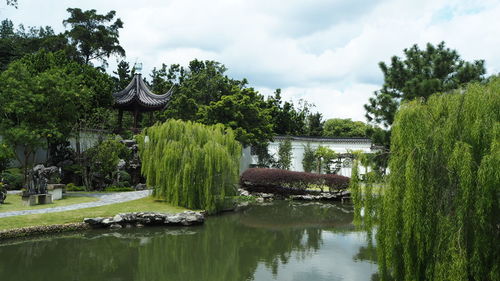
[0,201,377,281]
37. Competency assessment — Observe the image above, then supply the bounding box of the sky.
[2,0,499,122]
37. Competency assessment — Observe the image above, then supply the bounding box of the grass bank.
[0,197,186,231]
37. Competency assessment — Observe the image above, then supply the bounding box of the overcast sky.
[2,0,499,122]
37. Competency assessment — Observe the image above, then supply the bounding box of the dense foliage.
[377,78,499,281]
[137,120,241,213]
[0,168,23,190]
[323,118,369,137]
[63,8,125,65]
[365,41,485,127]
[240,168,349,193]
[301,143,316,173]
[82,139,130,190]
[276,138,293,170]
[0,142,14,172]
[148,60,325,146]
[314,146,336,174]
[0,50,114,173]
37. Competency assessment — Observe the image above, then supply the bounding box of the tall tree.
[276,138,293,170]
[323,118,368,138]
[137,120,241,213]
[305,112,324,136]
[302,143,316,173]
[376,78,499,281]
[198,87,274,146]
[0,51,87,176]
[63,8,125,65]
[266,89,308,135]
[0,19,76,71]
[113,60,132,91]
[364,41,485,127]
[153,59,275,146]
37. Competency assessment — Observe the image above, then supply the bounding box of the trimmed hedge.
[240,168,349,195]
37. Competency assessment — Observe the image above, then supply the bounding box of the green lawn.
[0,197,187,231]
[0,194,98,213]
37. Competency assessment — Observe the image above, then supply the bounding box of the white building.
[240,136,377,177]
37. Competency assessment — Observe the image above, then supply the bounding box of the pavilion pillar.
[117,109,123,132]
[133,109,139,130]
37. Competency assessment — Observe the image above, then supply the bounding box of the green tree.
[113,60,133,91]
[158,60,244,122]
[0,142,14,173]
[266,89,308,135]
[0,19,77,71]
[376,78,499,281]
[137,120,241,213]
[0,50,115,175]
[365,41,486,127]
[0,52,86,176]
[83,139,130,190]
[314,146,336,174]
[276,138,293,170]
[153,60,274,147]
[253,143,275,168]
[305,112,324,136]
[63,8,125,65]
[198,87,274,146]
[323,118,368,137]
[302,142,316,173]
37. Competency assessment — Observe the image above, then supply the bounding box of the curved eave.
[112,74,174,111]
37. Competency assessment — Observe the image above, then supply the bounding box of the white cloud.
[2,0,499,123]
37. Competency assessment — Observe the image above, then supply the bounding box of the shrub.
[0,168,24,190]
[66,183,86,192]
[83,138,130,190]
[0,142,14,172]
[276,138,292,170]
[104,186,134,192]
[302,143,316,173]
[116,170,131,183]
[240,168,349,194]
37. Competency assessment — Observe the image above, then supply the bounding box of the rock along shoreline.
[0,211,205,241]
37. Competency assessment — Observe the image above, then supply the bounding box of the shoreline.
[0,210,205,241]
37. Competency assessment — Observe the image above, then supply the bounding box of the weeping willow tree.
[377,78,500,281]
[137,120,241,213]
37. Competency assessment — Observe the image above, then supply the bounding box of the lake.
[0,201,378,281]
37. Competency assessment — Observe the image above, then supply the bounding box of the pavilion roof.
[113,74,173,111]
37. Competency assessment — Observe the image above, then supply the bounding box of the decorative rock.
[102,218,114,225]
[238,188,250,196]
[113,214,123,223]
[83,211,205,229]
[166,214,182,224]
[110,223,122,229]
[135,184,147,190]
[289,191,350,201]
[83,217,104,225]
[117,159,126,170]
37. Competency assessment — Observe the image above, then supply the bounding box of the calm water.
[0,201,378,281]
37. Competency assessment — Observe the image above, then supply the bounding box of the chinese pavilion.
[113,73,173,131]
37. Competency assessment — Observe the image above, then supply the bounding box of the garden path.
[0,190,151,218]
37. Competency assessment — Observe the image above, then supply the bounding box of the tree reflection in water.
[0,201,376,281]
